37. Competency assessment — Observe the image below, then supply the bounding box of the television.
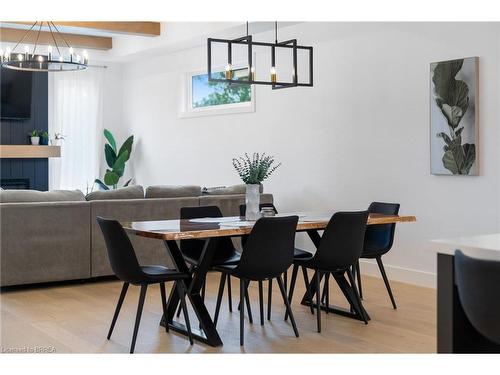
[1,68,32,120]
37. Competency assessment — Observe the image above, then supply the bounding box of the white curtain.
[49,67,104,193]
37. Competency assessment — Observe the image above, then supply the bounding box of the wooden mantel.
[0,145,61,158]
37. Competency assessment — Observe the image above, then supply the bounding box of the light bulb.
[76,55,81,63]
[270,66,277,83]
[37,55,43,62]
[59,56,64,62]
[24,45,29,53]
[0,49,3,57]
[225,63,233,80]
[69,47,74,55]
[6,47,11,56]
[47,45,52,53]
[17,54,23,61]
[82,50,88,59]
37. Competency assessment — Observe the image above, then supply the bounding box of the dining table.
[123,211,416,347]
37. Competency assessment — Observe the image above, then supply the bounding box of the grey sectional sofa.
[0,185,273,287]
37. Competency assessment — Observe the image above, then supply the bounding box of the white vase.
[245,184,261,221]
[30,136,40,145]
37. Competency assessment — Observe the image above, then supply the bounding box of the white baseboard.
[358,260,436,289]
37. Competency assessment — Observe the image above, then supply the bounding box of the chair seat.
[183,250,241,267]
[294,247,313,259]
[361,244,385,259]
[140,265,189,283]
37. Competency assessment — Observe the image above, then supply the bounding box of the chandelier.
[1,21,88,72]
[207,22,313,90]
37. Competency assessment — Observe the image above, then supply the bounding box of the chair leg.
[347,269,368,324]
[240,278,245,346]
[177,281,194,345]
[214,272,226,327]
[315,271,322,333]
[325,273,329,314]
[227,274,233,313]
[107,282,129,340]
[130,284,147,354]
[267,279,272,320]
[159,282,169,333]
[355,260,363,299]
[302,266,315,315]
[285,264,299,321]
[244,280,253,324]
[376,256,397,309]
[276,276,299,338]
[258,280,264,325]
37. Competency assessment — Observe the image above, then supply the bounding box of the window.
[180,66,255,118]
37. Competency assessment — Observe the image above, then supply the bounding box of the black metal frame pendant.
[207,24,313,90]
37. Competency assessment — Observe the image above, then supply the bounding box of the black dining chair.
[287,211,369,332]
[352,202,400,309]
[454,250,500,346]
[177,206,252,321]
[239,204,312,321]
[214,216,300,345]
[97,217,193,353]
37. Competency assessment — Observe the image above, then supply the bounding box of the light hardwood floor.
[0,272,436,353]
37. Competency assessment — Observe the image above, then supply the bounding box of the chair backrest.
[239,203,278,217]
[363,202,400,256]
[313,211,369,271]
[454,250,500,345]
[96,217,143,284]
[180,206,235,260]
[236,216,299,280]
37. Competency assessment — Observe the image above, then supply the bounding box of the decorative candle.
[37,55,43,69]
[47,45,52,60]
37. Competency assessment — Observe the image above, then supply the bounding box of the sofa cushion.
[202,184,263,195]
[0,189,85,203]
[145,185,201,199]
[86,185,144,201]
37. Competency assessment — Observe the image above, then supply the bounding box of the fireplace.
[0,178,30,190]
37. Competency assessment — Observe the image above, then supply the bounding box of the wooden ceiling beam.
[8,22,161,36]
[0,27,112,50]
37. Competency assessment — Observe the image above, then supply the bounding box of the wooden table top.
[123,212,416,241]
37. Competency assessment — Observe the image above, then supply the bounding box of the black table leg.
[299,229,370,321]
[161,238,223,347]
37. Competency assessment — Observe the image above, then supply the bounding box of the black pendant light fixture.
[1,21,88,72]
[207,22,313,90]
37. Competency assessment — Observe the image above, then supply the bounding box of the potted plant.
[28,130,40,145]
[232,152,281,220]
[40,131,49,145]
[95,129,134,190]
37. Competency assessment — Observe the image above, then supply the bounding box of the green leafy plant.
[232,152,281,185]
[95,129,134,190]
[433,59,475,175]
[28,130,39,137]
[40,131,49,139]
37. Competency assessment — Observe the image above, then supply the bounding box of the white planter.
[30,136,40,145]
[245,184,261,221]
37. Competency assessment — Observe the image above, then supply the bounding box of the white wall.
[113,22,500,287]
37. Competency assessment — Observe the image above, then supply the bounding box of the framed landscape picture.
[430,57,479,175]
